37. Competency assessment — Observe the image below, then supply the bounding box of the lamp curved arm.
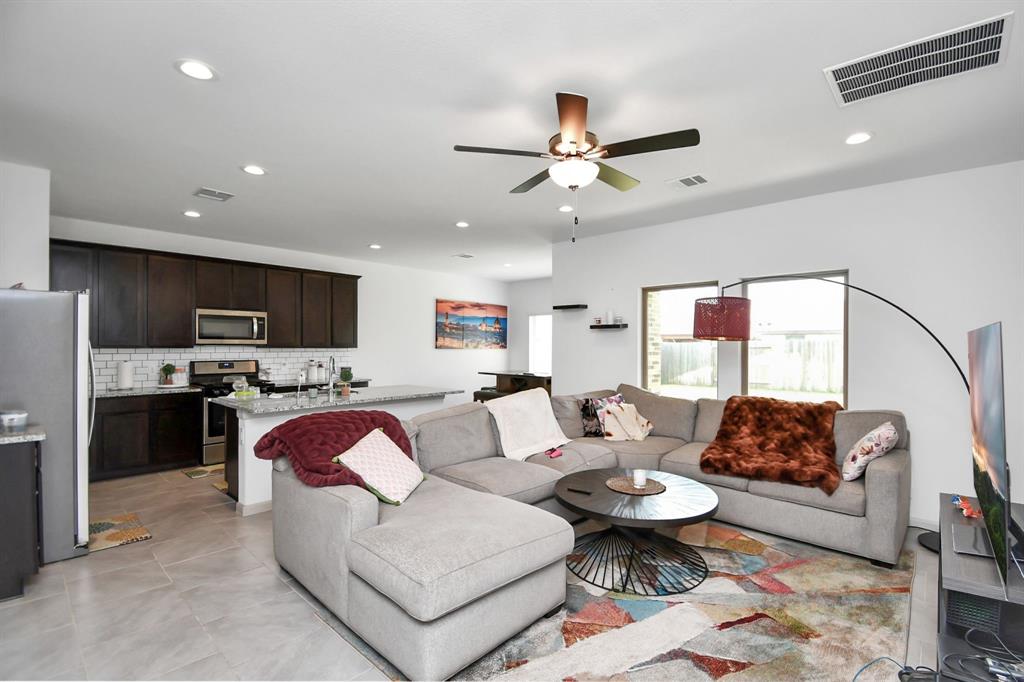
[720,275,969,392]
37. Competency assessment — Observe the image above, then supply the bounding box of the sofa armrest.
[863,448,911,563]
[271,461,379,620]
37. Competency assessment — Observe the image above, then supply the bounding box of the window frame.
[527,313,553,376]
[739,269,850,406]
[641,280,720,394]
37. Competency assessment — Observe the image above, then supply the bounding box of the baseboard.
[909,516,938,532]
[237,500,272,517]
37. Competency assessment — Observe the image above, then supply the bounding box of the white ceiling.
[2,1,1022,281]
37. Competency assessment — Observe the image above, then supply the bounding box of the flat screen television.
[967,321,1021,594]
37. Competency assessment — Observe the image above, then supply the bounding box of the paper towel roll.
[117,361,134,389]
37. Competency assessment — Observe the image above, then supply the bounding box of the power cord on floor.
[851,656,937,681]
[855,628,1024,682]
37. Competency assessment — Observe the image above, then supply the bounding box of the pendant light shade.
[693,296,752,341]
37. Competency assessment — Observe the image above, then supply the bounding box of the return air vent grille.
[667,174,708,188]
[193,187,235,202]
[451,253,474,259]
[824,13,1012,106]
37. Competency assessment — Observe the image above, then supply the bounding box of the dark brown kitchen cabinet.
[331,275,358,347]
[266,268,301,347]
[302,272,331,347]
[90,393,201,481]
[230,264,266,311]
[96,249,147,347]
[49,243,98,345]
[147,255,195,347]
[195,260,266,311]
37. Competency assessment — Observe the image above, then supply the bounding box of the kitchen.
[0,238,458,595]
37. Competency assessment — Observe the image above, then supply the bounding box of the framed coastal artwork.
[435,299,508,349]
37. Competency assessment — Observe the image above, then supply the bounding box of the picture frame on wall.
[435,299,508,349]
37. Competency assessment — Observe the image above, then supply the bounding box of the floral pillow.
[841,422,900,481]
[579,393,624,437]
[332,428,424,504]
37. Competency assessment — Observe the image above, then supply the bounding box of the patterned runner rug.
[182,463,224,479]
[88,513,152,552]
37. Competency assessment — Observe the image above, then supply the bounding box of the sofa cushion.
[616,384,697,441]
[579,435,683,469]
[694,398,727,443]
[432,457,562,504]
[747,478,866,517]
[412,403,498,472]
[525,439,617,475]
[351,476,573,622]
[833,410,908,465]
[551,390,616,439]
[660,442,749,491]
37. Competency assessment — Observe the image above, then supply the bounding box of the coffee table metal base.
[567,526,709,596]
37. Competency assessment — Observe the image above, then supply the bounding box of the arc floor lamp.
[692,274,969,553]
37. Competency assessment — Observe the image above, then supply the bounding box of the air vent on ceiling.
[667,174,708,188]
[824,12,1012,106]
[451,253,474,259]
[193,187,235,202]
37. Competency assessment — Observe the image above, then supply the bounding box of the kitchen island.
[212,385,462,515]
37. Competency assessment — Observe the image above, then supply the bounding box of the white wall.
[552,161,1024,527]
[0,161,50,290]
[507,277,552,370]
[51,216,511,403]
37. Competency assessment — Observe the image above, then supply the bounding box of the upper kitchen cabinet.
[49,242,98,345]
[301,272,331,347]
[96,249,147,347]
[147,254,195,347]
[331,275,358,347]
[265,268,301,347]
[195,259,266,311]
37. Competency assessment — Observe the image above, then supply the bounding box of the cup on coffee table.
[633,469,648,489]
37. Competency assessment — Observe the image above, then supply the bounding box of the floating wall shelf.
[553,304,588,310]
[590,323,628,330]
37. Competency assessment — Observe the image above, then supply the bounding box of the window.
[642,283,718,399]
[528,314,552,375]
[742,272,847,404]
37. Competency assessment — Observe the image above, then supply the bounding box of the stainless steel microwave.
[195,309,268,345]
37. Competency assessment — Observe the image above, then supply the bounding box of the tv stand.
[937,493,1024,680]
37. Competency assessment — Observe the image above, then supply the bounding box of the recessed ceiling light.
[241,165,266,176]
[368,244,382,250]
[845,131,872,145]
[558,205,573,213]
[183,210,201,218]
[455,221,469,228]
[175,59,215,81]
[503,263,512,267]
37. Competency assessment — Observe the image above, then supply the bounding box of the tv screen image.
[967,321,1010,591]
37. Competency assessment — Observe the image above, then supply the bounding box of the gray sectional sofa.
[271,383,911,680]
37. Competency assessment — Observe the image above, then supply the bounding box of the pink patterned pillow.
[841,422,899,481]
[332,428,424,504]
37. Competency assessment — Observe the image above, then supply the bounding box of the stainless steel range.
[190,360,275,465]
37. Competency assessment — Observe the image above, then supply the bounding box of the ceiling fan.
[454,92,700,194]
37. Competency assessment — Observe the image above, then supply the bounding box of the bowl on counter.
[0,410,28,433]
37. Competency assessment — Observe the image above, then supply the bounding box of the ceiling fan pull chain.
[571,186,580,243]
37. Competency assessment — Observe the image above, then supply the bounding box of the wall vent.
[193,187,235,202]
[451,253,474,259]
[667,174,708,188]
[824,13,1012,106]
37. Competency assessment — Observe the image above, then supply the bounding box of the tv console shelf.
[937,492,1024,681]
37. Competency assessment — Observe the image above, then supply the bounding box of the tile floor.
[0,467,940,680]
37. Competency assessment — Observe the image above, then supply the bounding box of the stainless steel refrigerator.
[0,289,92,562]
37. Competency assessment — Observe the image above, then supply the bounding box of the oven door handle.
[202,396,211,442]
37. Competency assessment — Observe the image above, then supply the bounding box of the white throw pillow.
[331,428,424,504]
[841,422,900,481]
[602,403,653,442]
[485,387,570,461]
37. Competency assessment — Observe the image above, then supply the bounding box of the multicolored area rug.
[456,521,914,681]
[88,513,152,552]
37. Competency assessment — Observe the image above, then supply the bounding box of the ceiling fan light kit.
[548,158,599,189]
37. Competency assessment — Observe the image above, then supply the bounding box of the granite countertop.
[95,386,203,399]
[211,384,463,416]
[0,426,46,445]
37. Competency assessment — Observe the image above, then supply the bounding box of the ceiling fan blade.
[454,145,552,158]
[555,92,588,149]
[594,129,700,159]
[596,162,640,192]
[510,169,551,194]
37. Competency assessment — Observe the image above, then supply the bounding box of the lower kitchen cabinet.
[90,393,202,481]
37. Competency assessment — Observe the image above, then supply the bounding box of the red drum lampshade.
[693,296,752,341]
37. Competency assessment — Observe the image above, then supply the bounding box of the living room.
[0,1,1022,681]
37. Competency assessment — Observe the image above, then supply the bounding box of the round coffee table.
[554,468,719,596]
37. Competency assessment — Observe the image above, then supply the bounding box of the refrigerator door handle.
[88,343,96,446]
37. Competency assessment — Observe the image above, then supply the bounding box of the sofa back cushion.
[411,403,499,472]
[550,389,616,438]
[694,398,727,442]
[616,383,697,441]
[833,410,908,464]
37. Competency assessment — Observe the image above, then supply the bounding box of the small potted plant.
[337,368,353,397]
[159,363,176,385]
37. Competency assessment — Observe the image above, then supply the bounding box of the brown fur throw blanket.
[700,396,844,494]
